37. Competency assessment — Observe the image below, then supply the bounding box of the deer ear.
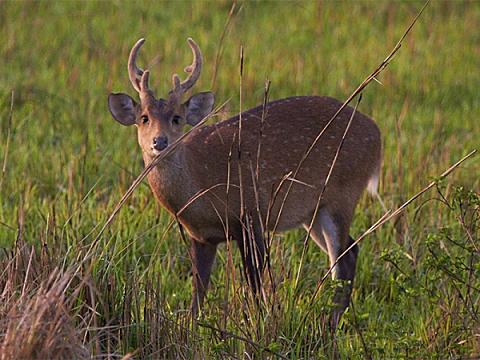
[184,92,215,126]
[108,93,138,126]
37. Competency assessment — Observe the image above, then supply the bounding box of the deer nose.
[153,136,168,151]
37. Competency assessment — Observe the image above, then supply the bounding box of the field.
[0,1,479,358]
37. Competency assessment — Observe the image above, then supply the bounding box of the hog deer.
[107,38,382,323]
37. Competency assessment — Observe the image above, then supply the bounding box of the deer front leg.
[190,238,217,318]
[236,223,265,296]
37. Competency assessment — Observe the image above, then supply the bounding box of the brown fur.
[108,39,382,324]
[140,96,381,320]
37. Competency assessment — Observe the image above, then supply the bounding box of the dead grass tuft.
[0,244,88,360]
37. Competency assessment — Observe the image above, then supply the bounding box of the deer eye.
[140,115,149,124]
[172,115,182,125]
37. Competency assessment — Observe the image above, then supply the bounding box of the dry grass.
[0,242,88,360]
[0,1,478,358]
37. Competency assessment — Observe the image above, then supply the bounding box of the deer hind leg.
[303,222,328,253]
[314,208,358,325]
[190,238,217,318]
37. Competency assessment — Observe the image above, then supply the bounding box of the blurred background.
[0,1,479,358]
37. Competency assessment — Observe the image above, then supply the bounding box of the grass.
[0,0,479,358]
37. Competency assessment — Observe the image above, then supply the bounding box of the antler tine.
[172,74,181,89]
[171,38,202,96]
[140,71,150,93]
[128,38,146,93]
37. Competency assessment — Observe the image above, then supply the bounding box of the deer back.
[182,96,381,232]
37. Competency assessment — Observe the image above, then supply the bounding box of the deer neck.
[142,146,193,216]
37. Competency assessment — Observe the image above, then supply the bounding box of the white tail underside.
[367,170,379,196]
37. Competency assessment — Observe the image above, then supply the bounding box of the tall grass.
[0,1,479,358]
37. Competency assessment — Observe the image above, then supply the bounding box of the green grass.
[0,1,479,358]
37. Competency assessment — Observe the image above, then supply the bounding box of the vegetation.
[0,1,478,358]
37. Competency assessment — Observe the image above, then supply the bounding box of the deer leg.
[316,208,358,327]
[303,222,328,253]
[190,238,217,318]
[236,221,265,296]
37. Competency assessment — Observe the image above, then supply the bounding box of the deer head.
[108,38,214,158]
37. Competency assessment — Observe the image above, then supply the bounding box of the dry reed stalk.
[291,149,477,341]
[328,149,476,283]
[197,321,289,360]
[211,1,241,90]
[294,94,363,289]
[66,2,450,354]
[76,100,229,271]
[269,0,431,241]
[0,91,14,194]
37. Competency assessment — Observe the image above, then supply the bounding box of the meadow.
[0,1,479,358]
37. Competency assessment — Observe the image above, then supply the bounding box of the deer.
[107,38,382,325]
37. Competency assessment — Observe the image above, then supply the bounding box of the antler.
[128,38,148,94]
[171,38,203,98]
[127,37,201,101]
